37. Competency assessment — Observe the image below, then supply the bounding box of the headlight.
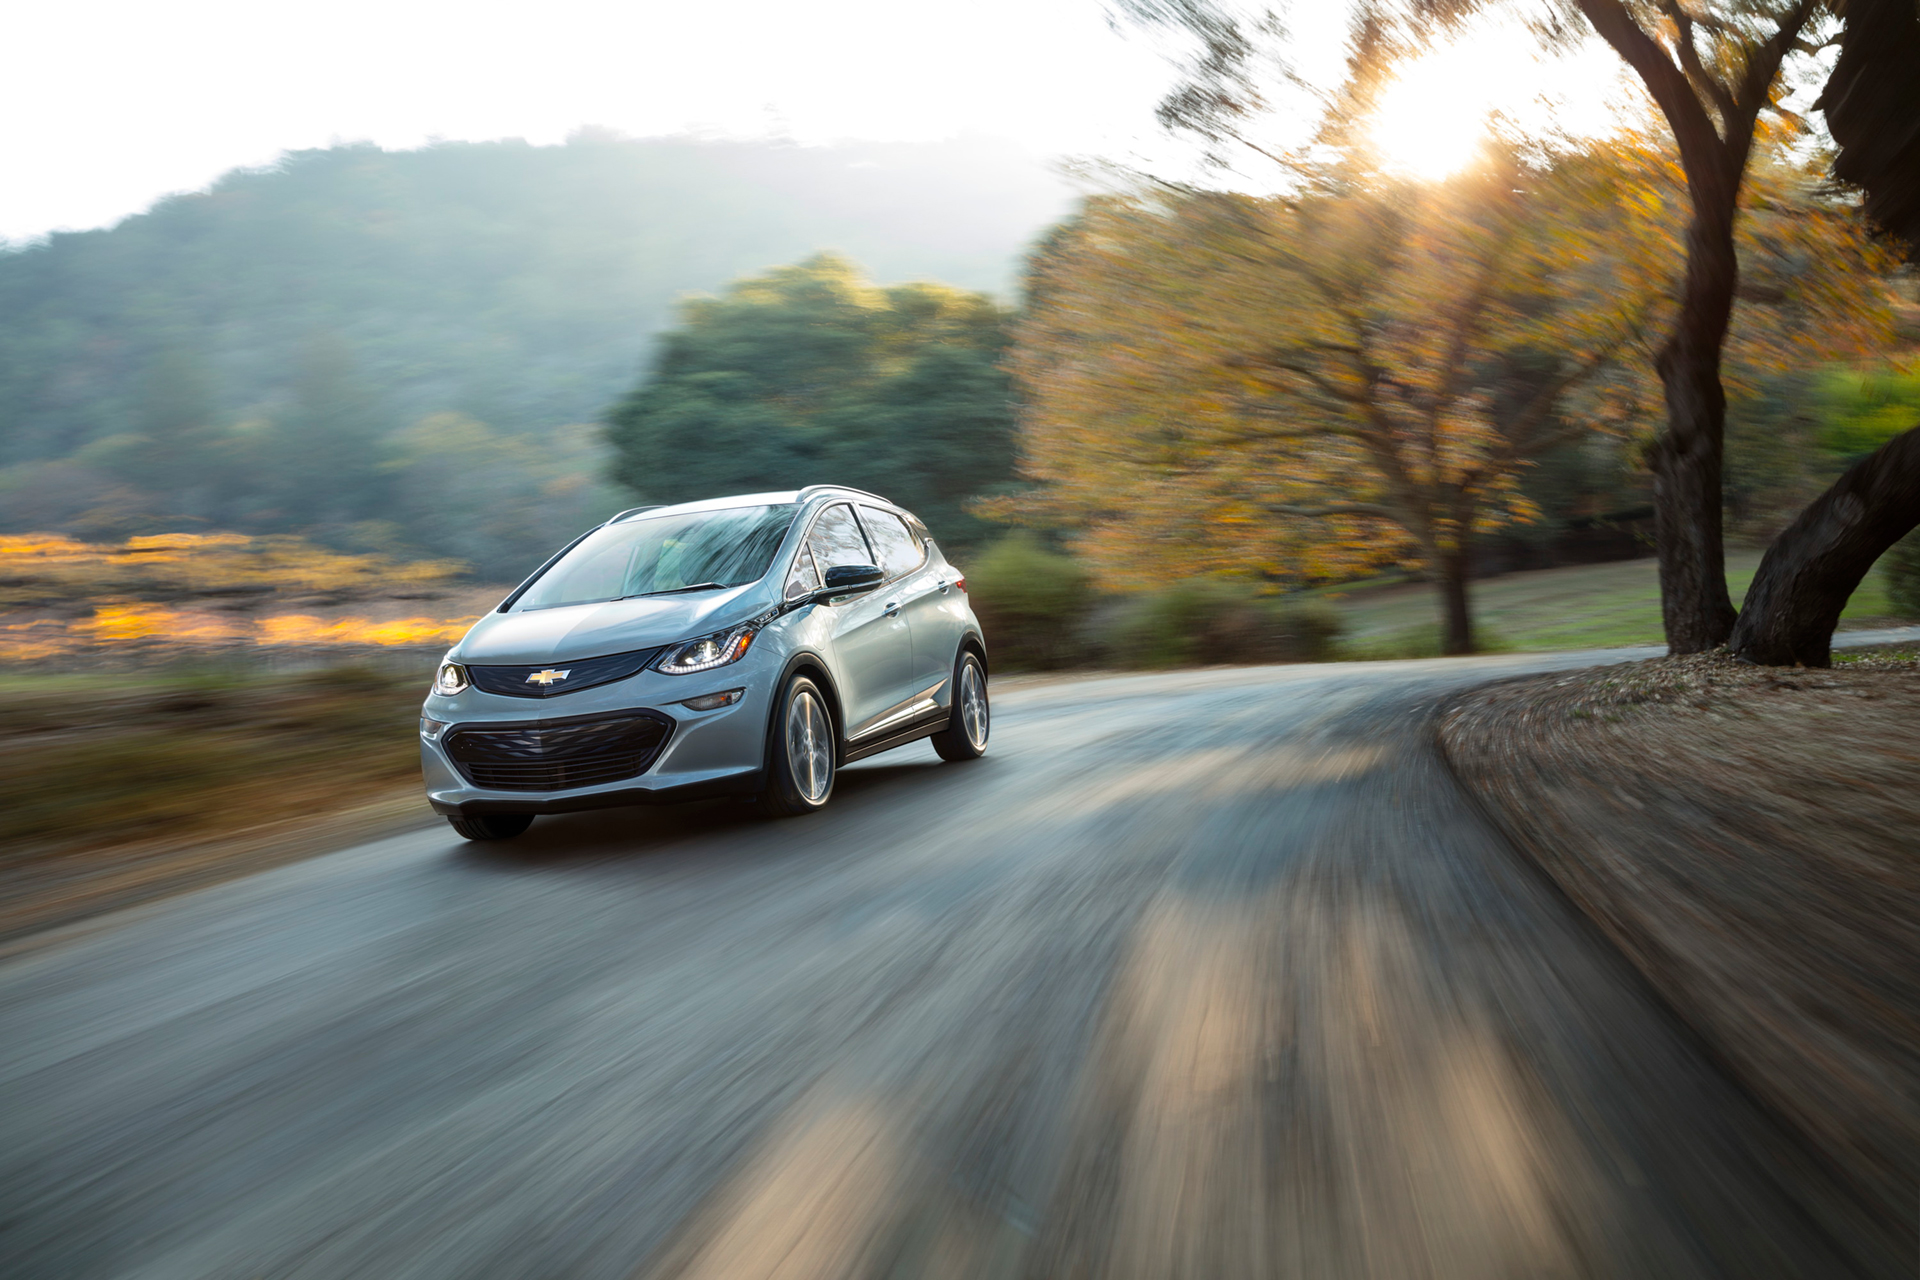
[656,622,758,675]
[433,661,470,696]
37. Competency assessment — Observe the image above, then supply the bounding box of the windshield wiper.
[617,582,728,600]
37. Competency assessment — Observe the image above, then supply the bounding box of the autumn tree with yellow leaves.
[1004,140,1890,654]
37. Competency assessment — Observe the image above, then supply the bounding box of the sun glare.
[1366,31,1634,181]
[1369,55,1496,180]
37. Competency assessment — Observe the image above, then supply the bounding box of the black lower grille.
[444,711,673,791]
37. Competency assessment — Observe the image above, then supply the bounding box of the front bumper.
[419,660,772,816]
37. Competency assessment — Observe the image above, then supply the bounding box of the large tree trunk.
[1648,204,1742,654]
[1437,546,1474,656]
[1728,423,1920,667]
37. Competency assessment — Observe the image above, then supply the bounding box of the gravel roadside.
[1438,649,1920,1250]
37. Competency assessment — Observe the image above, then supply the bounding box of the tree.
[1723,0,1920,663]
[605,254,1018,548]
[1818,0,1920,258]
[1005,135,1888,651]
[1117,0,1857,653]
[1005,150,1667,653]
[1726,424,1920,663]
[1564,0,1827,652]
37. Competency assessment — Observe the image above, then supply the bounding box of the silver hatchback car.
[419,486,989,840]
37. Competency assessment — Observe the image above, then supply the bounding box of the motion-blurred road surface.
[0,656,1883,1278]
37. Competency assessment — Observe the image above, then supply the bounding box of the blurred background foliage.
[605,253,1017,548]
[0,127,1915,671]
[995,134,1895,636]
[0,532,456,608]
[0,135,1065,578]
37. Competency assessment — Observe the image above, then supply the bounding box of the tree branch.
[1660,2,1737,123]
[1576,0,1734,191]
[1722,0,1821,175]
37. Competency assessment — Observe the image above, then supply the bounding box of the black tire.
[761,674,837,816]
[931,651,989,762]
[448,812,534,841]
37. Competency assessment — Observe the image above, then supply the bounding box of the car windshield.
[511,504,798,611]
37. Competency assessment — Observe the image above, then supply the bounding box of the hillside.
[0,135,1069,574]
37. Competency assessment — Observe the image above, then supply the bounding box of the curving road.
[0,654,1888,1279]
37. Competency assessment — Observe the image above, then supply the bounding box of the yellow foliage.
[0,530,478,660]
[0,530,463,605]
[1002,135,1895,596]
[257,615,472,647]
[77,605,246,643]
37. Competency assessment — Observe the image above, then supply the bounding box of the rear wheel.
[761,674,837,816]
[931,651,989,762]
[448,812,534,841]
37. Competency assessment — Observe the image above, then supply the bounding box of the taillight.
[952,576,966,592]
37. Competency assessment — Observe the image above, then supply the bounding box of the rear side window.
[805,504,874,572]
[859,506,925,578]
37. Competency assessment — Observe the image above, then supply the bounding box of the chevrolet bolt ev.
[419,486,989,840]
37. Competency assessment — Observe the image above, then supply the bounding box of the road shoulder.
[1437,649,1920,1255]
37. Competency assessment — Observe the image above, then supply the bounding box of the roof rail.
[797,484,894,506]
[604,505,665,524]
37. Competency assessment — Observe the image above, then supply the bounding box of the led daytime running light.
[656,623,758,675]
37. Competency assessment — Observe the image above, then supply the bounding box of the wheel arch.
[958,629,989,678]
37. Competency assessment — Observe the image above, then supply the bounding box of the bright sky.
[2,0,1637,244]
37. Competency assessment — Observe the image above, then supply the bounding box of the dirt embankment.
[1439,652,1920,1238]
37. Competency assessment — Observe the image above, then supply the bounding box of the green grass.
[1328,550,1910,655]
[1336,625,1519,661]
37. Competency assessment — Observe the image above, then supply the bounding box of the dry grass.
[1438,650,1920,1236]
[0,666,436,943]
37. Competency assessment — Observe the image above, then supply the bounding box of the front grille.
[467,647,663,699]
[443,711,674,791]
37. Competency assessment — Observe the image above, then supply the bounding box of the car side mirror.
[815,563,883,600]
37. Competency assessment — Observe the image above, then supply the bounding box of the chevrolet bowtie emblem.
[525,668,572,686]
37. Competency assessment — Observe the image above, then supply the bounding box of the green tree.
[605,254,1018,548]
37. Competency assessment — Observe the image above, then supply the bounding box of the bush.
[961,534,1096,669]
[1885,529,1920,618]
[1104,580,1343,668]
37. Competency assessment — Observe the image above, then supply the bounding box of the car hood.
[453,585,767,665]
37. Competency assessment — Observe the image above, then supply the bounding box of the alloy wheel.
[787,689,833,802]
[960,661,989,750]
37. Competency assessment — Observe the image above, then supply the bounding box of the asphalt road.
[0,653,1893,1279]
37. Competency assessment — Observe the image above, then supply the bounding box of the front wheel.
[931,651,989,762]
[761,674,837,816]
[448,812,534,841]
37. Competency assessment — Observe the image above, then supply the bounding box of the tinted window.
[860,506,924,578]
[512,504,796,611]
[805,504,873,572]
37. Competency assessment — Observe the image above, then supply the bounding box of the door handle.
[884,602,899,615]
